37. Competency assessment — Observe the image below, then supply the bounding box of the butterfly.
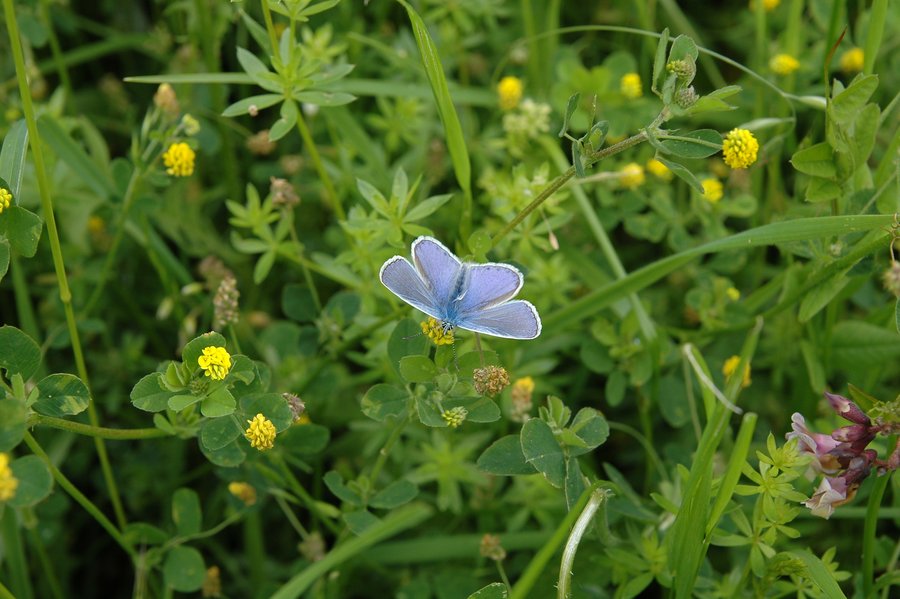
[379,236,542,339]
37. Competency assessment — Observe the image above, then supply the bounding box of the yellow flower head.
[0,453,18,502]
[723,355,751,388]
[646,158,673,182]
[245,413,277,451]
[198,346,232,380]
[497,76,524,111]
[421,317,454,346]
[722,128,759,169]
[701,178,723,203]
[162,142,196,177]
[619,162,645,189]
[202,566,222,598]
[442,406,468,428]
[0,188,11,214]
[749,0,780,10]
[839,47,864,73]
[228,481,257,506]
[726,287,741,301]
[620,73,642,99]
[769,53,800,76]
[512,376,535,396]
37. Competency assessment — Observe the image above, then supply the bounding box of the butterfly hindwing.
[454,263,523,313]
[455,300,542,339]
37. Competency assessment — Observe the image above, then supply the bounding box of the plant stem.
[295,114,345,221]
[491,131,648,247]
[29,414,173,440]
[862,471,892,597]
[557,488,611,599]
[272,454,341,535]
[3,0,127,529]
[23,433,134,557]
[366,415,410,497]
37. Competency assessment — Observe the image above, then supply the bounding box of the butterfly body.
[380,236,542,340]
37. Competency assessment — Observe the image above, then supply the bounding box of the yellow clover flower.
[497,76,523,111]
[769,53,800,76]
[245,413,277,451]
[421,317,454,346]
[228,481,257,506]
[723,355,751,388]
[0,188,11,214]
[646,158,673,182]
[198,346,231,380]
[620,73,642,99]
[749,0,780,10]
[442,406,468,428]
[839,47,864,73]
[0,453,18,502]
[726,287,741,301]
[701,178,723,203]
[162,142,196,177]
[619,162,645,189]
[721,128,759,169]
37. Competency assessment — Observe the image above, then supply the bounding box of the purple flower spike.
[824,391,871,425]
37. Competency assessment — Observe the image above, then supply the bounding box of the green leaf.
[269,99,298,142]
[361,384,409,422]
[401,0,470,196]
[668,34,699,63]
[294,90,356,107]
[131,373,175,412]
[0,399,27,451]
[200,387,236,418]
[477,434,536,475]
[651,29,669,94]
[0,326,41,380]
[279,424,330,455]
[7,455,53,507]
[240,392,292,431]
[399,355,437,383]
[797,267,852,322]
[805,177,842,202]
[163,546,205,592]
[282,284,318,323]
[182,332,227,372]
[564,456,587,510]
[785,550,847,598]
[122,522,169,546]
[656,157,704,194]
[225,355,255,386]
[565,408,609,456]
[520,419,565,488]
[172,488,202,537]
[791,143,836,178]
[829,74,878,126]
[199,437,246,467]
[222,93,283,117]
[0,206,43,257]
[199,416,243,451]
[558,92,580,137]
[36,115,115,198]
[168,394,201,412]
[660,129,722,159]
[467,582,509,599]
[236,46,273,83]
[405,194,453,222]
[0,120,28,196]
[370,480,419,509]
[0,239,8,282]
[31,374,91,417]
[323,471,362,506]
[344,509,380,535]
[830,320,900,370]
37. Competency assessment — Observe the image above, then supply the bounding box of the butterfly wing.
[379,256,443,320]
[412,236,462,306]
[455,300,542,339]
[454,263,523,313]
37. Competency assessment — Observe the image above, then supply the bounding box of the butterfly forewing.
[455,300,542,339]
[379,256,444,320]
[412,237,462,306]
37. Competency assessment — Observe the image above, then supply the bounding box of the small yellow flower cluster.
[619,162,645,189]
[701,178,723,203]
[181,114,201,136]
[749,0,780,10]
[839,47,864,73]
[721,128,759,169]
[421,317,454,346]
[646,158,673,182]
[620,73,642,99]
[769,53,800,76]
[726,287,741,301]
[202,565,221,598]
[162,142,196,177]
[0,453,18,501]
[497,76,523,110]
[442,406,468,428]
[0,188,11,214]
[228,481,257,506]
[198,346,232,380]
[245,413,276,451]
[510,376,535,423]
[723,355,752,388]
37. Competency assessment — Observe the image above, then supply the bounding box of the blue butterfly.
[380,236,542,340]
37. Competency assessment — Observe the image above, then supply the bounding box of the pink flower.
[824,391,870,425]
[804,477,853,519]
[786,413,841,475]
